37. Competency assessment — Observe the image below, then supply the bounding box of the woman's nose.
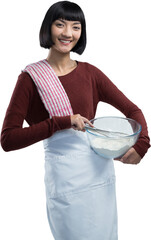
[62,26,72,38]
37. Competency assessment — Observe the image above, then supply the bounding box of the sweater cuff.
[53,115,72,130]
[133,139,150,159]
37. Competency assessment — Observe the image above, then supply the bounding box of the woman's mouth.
[59,39,72,45]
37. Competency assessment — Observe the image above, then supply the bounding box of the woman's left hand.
[115,147,141,164]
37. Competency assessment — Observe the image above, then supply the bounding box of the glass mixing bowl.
[86,116,141,159]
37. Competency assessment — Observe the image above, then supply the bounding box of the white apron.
[44,129,118,240]
[23,60,118,239]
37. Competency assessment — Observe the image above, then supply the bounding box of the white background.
[0,0,151,239]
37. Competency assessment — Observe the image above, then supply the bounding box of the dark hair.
[39,1,86,54]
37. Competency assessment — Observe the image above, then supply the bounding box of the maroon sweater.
[1,61,150,157]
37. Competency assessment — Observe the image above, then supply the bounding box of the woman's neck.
[46,49,76,76]
[47,49,77,76]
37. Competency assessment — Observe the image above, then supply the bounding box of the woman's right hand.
[70,114,93,131]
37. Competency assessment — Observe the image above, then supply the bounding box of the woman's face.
[51,19,82,54]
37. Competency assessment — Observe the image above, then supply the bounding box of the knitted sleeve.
[1,72,71,151]
[93,65,150,158]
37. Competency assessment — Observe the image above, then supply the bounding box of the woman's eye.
[73,26,81,31]
[56,23,64,28]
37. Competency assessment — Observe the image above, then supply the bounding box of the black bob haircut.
[39,1,86,55]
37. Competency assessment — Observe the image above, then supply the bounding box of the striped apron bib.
[23,60,118,240]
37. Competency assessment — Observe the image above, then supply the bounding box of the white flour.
[91,137,135,158]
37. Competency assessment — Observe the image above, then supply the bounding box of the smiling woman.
[50,19,82,54]
[0,1,150,240]
[39,1,86,54]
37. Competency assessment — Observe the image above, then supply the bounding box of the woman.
[1,1,150,239]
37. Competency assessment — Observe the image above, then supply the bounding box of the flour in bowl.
[91,137,135,158]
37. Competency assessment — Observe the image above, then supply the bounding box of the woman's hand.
[115,147,141,164]
[70,114,93,131]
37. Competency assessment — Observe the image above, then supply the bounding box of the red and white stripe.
[23,60,73,118]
